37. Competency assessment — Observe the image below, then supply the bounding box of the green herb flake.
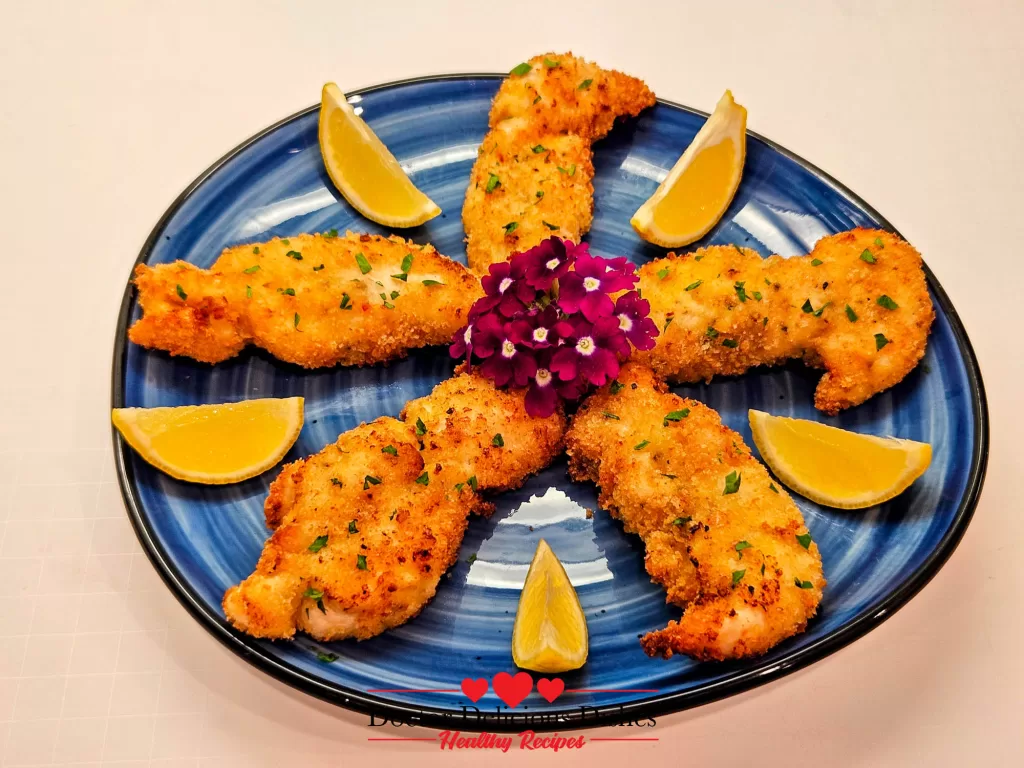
[253,246,260,254]
[634,440,650,451]
[390,290,400,300]
[503,221,519,233]
[796,532,813,549]
[732,569,746,586]
[330,478,342,487]
[317,651,338,663]
[734,281,748,302]
[769,483,779,494]
[422,279,444,286]
[281,239,290,245]
[845,304,858,322]
[467,475,478,491]
[245,285,252,298]
[363,475,381,490]
[491,433,504,447]
[811,258,823,266]
[510,62,532,76]
[601,411,620,420]
[657,267,670,280]
[685,280,702,291]
[400,252,414,273]
[326,229,338,238]
[348,520,359,534]
[532,144,547,153]
[813,301,832,318]
[286,250,303,260]
[723,470,742,495]
[391,272,409,282]
[735,541,751,558]
[578,78,593,90]
[533,94,542,104]
[277,287,295,296]
[308,535,328,553]
[415,417,427,436]
[763,316,769,327]
[801,299,814,313]
[860,249,877,264]
[414,471,429,486]
[357,555,368,570]
[313,264,325,272]
[877,295,899,310]
[875,333,890,350]
[722,338,739,348]
[485,174,501,194]
[175,284,187,301]
[874,236,885,248]
[381,445,398,456]
[706,326,720,338]
[467,553,478,564]
[610,380,624,395]
[454,483,464,492]
[383,301,394,310]
[752,291,763,301]
[536,190,545,199]
[543,57,560,68]
[303,587,324,600]
[340,293,352,310]
[542,221,559,231]
[672,516,692,526]
[664,316,674,332]
[663,409,690,426]
[354,252,372,274]
[243,265,261,274]
[795,578,814,589]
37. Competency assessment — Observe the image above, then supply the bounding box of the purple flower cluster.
[451,238,658,417]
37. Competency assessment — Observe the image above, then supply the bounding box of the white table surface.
[1,1,1020,766]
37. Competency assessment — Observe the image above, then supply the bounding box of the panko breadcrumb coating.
[129,232,481,368]
[634,228,934,413]
[463,53,655,274]
[223,371,566,642]
[566,363,824,661]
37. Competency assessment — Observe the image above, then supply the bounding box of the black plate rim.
[110,72,990,732]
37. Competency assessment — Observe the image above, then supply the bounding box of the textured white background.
[0,1,1021,766]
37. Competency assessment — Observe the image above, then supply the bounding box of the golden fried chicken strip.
[634,228,934,413]
[463,53,655,274]
[223,372,566,642]
[129,232,481,368]
[566,363,824,661]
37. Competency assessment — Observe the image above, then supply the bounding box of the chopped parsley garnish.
[492,433,504,447]
[486,174,501,194]
[354,252,372,274]
[286,250,303,260]
[752,291,763,301]
[175,285,187,301]
[542,221,559,230]
[601,411,620,420]
[722,338,739,348]
[391,272,409,282]
[763,316,769,327]
[253,246,260,254]
[401,253,414,273]
[811,258,823,266]
[657,267,670,280]
[357,555,368,570]
[860,249,876,264]
[467,475,478,491]
[303,587,324,600]
[536,190,544,198]
[672,516,692,526]
[634,440,650,450]
[706,326,720,338]
[845,304,858,322]
[313,264,325,271]
[243,265,261,274]
[246,286,252,298]
[543,57,560,68]
[557,164,577,176]
[390,290,400,300]
[467,553,477,564]
[875,333,890,350]
[876,295,899,310]
[795,578,814,589]
[685,280,702,291]
[503,221,519,233]
[281,239,290,245]
[340,293,352,310]
[532,144,547,153]
[308,535,328,553]
[422,279,444,286]
[769,483,779,494]
[381,445,398,456]
[734,281,748,302]
[317,652,338,663]
[796,532,813,549]
[348,520,358,534]
[578,78,593,90]
[735,541,751,558]
[610,380,624,394]
[874,236,884,248]
[330,478,342,487]
[415,471,430,486]
[732,569,745,586]
[723,470,741,495]
[510,62,532,76]
[363,475,381,490]
[533,94,541,104]
[326,229,338,238]
[294,313,300,328]
[663,409,690,426]
[801,299,814,313]
[813,302,831,318]
[278,287,295,295]
[415,417,427,436]
[664,316,674,332]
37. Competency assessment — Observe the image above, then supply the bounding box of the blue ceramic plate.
[112,75,987,731]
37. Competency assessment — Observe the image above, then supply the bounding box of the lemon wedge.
[319,82,440,228]
[748,409,932,509]
[112,398,304,485]
[512,539,588,673]
[631,89,747,248]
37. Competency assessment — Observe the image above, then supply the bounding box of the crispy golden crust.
[565,363,824,661]
[634,228,934,413]
[129,232,482,368]
[464,53,655,274]
[223,371,567,642]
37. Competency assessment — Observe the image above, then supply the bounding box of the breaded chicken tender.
[129,232,481,368]
[463,53,655,274]
[566,363,824,661]
[223,371,566,642]
[634,228,934,413]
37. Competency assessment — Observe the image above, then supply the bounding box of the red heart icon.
[492,671,533,709]
[536,677,565,703]
[460,677,488,703]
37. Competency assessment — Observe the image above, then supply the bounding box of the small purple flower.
[557,253,639,322]
[550,317,628,387]
[614,292,659,351]
[511,306,572,351]
[461,313,503,359]
[479,321,537,387]
[524,351,560,417]
[472,260,537,319]
[523,238,578,291]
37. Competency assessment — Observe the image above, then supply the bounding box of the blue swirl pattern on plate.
[112,75,987,729]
